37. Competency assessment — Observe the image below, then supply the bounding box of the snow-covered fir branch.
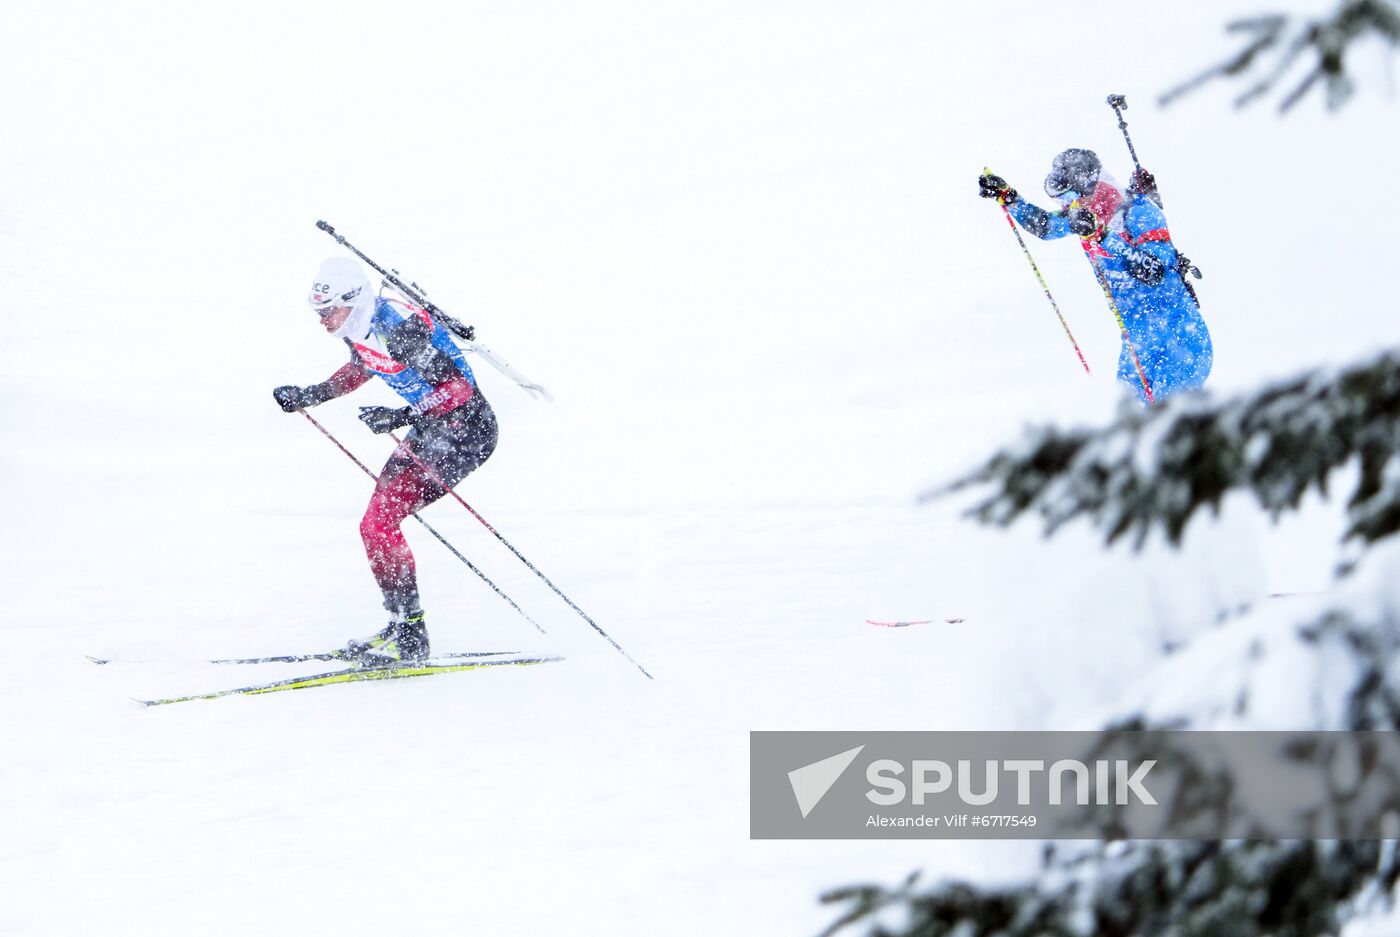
[1161,1,1400,111]
[836,352,1400,937]
[936,348,1400,553]
[819,585,1400,937]
[820,838,1400,937]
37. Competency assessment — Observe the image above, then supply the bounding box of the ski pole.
[386,430,654,680]
[985,169,1091,375]
[1081,249,1155,404]
[297,410,547,634]
[1105,95,1204,301]
[1106,94,1171,216]
[1105,94,1144,177]
[315,220,477,343]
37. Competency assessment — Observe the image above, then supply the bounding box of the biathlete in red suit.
[273,257,497,662]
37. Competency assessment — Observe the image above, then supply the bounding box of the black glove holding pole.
[358,406,413,434]
[978,173,1018,205]
[273,384,333,412]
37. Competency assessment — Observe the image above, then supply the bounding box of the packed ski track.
[4,1,1400,935]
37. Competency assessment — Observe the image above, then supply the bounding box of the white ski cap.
[308,257,370,310]
[308,257,375,340]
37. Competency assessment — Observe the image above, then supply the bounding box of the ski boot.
[342,611,431,665]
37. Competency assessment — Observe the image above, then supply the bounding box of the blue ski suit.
[1008,189,1212,402]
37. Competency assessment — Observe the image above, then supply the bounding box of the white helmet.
[308,257,371,310]
[307,257,375,339]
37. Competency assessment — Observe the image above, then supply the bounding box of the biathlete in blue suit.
[980,149,1212,402]
[272,258,498,663]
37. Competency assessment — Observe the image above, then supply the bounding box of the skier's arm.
[318,361,373,399]
[272,362,370,412]
[1006,200,1073,241]
[979,172,1073,240]
[384,316,475,419]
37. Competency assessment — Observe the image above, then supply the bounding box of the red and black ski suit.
[291,300,497,615]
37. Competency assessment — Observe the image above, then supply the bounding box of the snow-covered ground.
[3,1,1398,934]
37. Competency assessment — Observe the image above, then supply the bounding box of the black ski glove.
[1067,208,1099,238]
[1129,167,1156,196]
[273,383,336,412]
[359,405,413,434]
[273,385,313,412]
[1129,167,1163,207]
[978,174,1018,205]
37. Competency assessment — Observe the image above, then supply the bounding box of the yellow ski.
[137,655,562,706]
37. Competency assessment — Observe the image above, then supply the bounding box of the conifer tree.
[1161,1,1400,111]
[822,353,1400,936]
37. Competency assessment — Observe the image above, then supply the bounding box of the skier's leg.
[351,407,500,660]
[358,406,498,616]
[360,453,441,616]
[1159,296,1210,392]
[1118,346,1152,403]
[1184,315,1214,389]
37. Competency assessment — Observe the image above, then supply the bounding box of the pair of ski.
[866,617,965,628]
[89,649,561,706]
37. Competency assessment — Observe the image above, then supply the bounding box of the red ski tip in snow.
[866,618,964,628]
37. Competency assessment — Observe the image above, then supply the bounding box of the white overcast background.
[2,2,1398,935]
